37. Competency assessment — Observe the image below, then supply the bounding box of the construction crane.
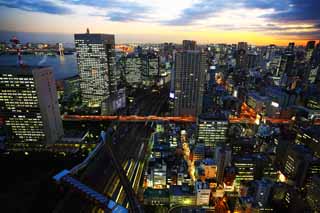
[10,36,23,66]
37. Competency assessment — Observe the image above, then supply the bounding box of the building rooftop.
[202,158,215,165]
[144,188,169,198]
[195,181,210,190]
[169,185,194,196]
[248,92,270,102]
[74,33,114,44]
[265,86,288,98]
[0,65,50,76]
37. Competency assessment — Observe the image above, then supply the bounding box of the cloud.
[160,0,320,40]
[207,22,320,39]
[107,11,145,22]
[212,23,318,32]
[269,30,320,40]
[0,0,71,14]
[163,0,320,26]
[243,0,287,10]
[63,0,147,11]
[63,0,149,22]
[0,0,149,22]
[163,0,229,26]
[244,0,320,23]
[242,0,320,38]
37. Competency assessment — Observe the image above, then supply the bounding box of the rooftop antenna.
[86,28,90,34]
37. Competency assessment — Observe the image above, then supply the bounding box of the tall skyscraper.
[182,40,196,50]
[311,41,320,67]
[306,40,316,61]
[141,52,160,86]
[248,51,259,69]
[236,42,248,70]
[75,29,117,107]
[284,145,312,187]
[279,52,296,87]
[287,42,295,53]
[0,66,63,145]
[279,53,295,76]
[316,66,320,83]
[216,146,232,184]
[173,45,206,116]
[124,54,142,86]
[266,44,276,61]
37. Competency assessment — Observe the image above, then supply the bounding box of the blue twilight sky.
[0,0,319,45]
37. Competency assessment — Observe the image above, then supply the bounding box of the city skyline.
[0,0,319,45]
[1,1,320,213]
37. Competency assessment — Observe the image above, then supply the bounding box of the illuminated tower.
[0,66,63,145]
[173,44,206,116]
[74,29,117,107]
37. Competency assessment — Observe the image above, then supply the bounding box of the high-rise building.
[141,52,160,86]
[182,40,196,50]
[193,143,205,162]
[278,42,296,85]
[234,156,255,183]
[269,55,282,77]
[295,126,320,158]
[306,176,320,211]
[306,41,316,61]
[124,54,142,86]
[173,47,206,116]
[197,112,228,148]
[283,145,312,187]
[316,66,320,83]
[248,52,259,69]
[279,53,295,77]
[287,42,295,53]
[216,146,232,184]
[0,66,63,145]
[279,53,296,88]
[162,42,175,59]
[266,44,276,61]
[74,30,117,107]
[236,42,248,70]
[254,179,273,207]
[311,41,320,67]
